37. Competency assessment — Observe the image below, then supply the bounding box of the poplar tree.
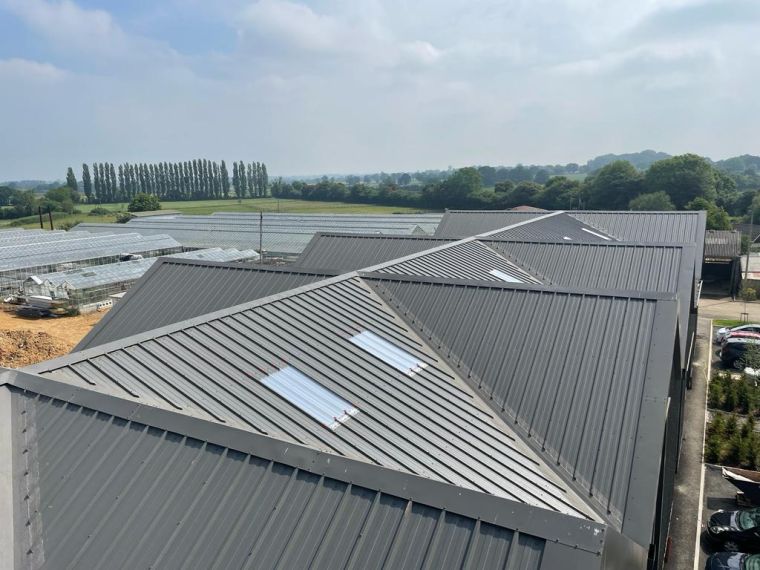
[65,167,78,192]
[82,164,92,201]
[109,163,118,202]
[221,160,230,198]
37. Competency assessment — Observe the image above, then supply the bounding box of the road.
[700,297,760,322]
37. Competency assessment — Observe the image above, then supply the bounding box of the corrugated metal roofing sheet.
[485,239,695,364]
[295,233,453,271]
[74,259,338,351]
[434,211,546,237]
[364,275,678,548]
[704,230,741,259]
[3,377,640,570]
[28,276,596,518]
[484,213,616,242]
[372,240,542,283]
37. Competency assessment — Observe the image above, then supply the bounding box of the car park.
[716,325,760,344]
[720,339,760,369]
[706,507,760,552]
[705,552,760,570]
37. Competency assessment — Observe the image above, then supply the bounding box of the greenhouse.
[22,248,258,310]
[75,215,430,258]
[0,233,182,291]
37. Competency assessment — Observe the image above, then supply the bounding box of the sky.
[0,0,759,181]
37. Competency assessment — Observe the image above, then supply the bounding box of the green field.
[0,198,434,230]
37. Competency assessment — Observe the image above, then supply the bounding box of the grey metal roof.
[484,239,696,364]
[362,275,679,548]
[74,259,338,351]
[295,233,453,271]
[1,373,645,570]
[369,239,542,284]
[434,211,546,237]
[704,230,741,260]
[28,275,597,519]
[483,212,617,242]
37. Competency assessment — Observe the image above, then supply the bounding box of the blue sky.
[0,0,758,180]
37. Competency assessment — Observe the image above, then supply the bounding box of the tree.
[494,180,515,194]
[427,167,481,208]
[539,176,581,209]
[65,167,78,192]
[644,154,718,208]
[109,163,118,201]
[82,163,92,202]
[261,163,268,196]
[231,162,239,197]
[503,181,543,208]
[628,192,675,211]
[398,173,412,186]
[584,160,643,210]
[238,161,248,198]
[686,197,731,230]
[128,192,161,212]
[533,169,551,185]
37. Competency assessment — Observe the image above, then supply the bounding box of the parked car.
[705,507,760,552]
[716,325,760,344]
[706,553,760,569]
[725,332,760,345]
[721,339,760,369]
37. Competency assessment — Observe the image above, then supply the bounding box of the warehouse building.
[13,266,682,568]
[74,259,338,350]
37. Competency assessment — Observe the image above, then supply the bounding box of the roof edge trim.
[0,369,609,554]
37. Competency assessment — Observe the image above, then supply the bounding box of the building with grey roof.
[296,233,696,371]
[74,258,338,351]
[294,233,453,271]
[702,230,742,297]
[22,268,682,568]
[0,370,644,570]
[435,209,707,271]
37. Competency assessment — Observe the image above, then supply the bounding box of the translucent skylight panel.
[581,227,612,241]
[349,330,427,376]
[488,268,524,283]
[260,366,358,429]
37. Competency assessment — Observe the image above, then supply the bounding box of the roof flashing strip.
[260,366,358,430]
[350,330,428,376]
[488,268,524,283]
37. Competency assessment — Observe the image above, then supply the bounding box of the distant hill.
[0,180,62,192]
[713,154,760,174]
[584,150,671,173]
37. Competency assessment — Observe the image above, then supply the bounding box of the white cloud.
[0,58,66,82]
[236,0,442,69]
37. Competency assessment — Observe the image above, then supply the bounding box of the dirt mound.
[0,330,71,368]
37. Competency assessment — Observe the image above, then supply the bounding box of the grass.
[0,198,435,230]
[714,319,746,328]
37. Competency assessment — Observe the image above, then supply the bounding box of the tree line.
[271,153,754,230]
[70,160,268,203]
